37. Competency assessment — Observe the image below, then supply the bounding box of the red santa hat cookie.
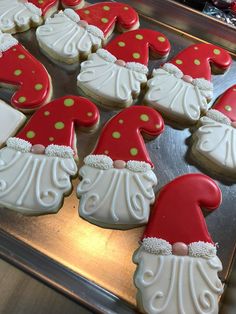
[77,106,164,229]
[192,85,236,178]
[78,29,171,109]
[133,173,223,314]
[0,0,59,34]
[61,0,84,10]
[0,96,99,215]
[0,31,52,112]
[145,43,232,126]
[36,2,139,64]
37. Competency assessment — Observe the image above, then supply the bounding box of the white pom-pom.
[87,25,104,40]
[189,241,217,259]
[45,145,74,158]
[84,154,113,170]
[206,109,231,125]
[142,238,172,255]
[126,62,148,74]
[127,161,151,172]
[161,63,183,78]
[96,49,117,63]
[6,137,32,153]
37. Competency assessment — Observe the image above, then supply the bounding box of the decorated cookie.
[192,84,236,178]
[0,96,99,215]
[133,173,223,314]
[61,0,84,10]
[36,2,139,64]
[0,0,59,34]
[77,106,164,229]
[145,43,232,126]
[0,31,52,112]
[0,99,26,148]
[77,29,171,109]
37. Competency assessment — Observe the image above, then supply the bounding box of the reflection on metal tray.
[0,1,236,313]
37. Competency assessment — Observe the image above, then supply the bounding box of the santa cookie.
[77,29,170,109]
[0,0,59,34]
[0,31,52,112]
[0,99,26,148]
[77,106,164,229]
[0,96,99,215]
[133,173,223,314]
[192,85,236,178]
[36,2,139,64]
[145,43,232,126]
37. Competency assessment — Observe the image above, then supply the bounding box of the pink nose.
[113,160,126,169]
[182,75,193,83]
[115,59,126,67]
[172,242,189,256]
[31,144,45,155]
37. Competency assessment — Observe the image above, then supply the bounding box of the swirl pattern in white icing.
[0,102,26,148]
[133,247,223,314]
[0,1,42,33]
[192,116,236,174]
[77,51,147,108]
[36,9,103,63]
[145,67,213,124]
[0,147,77,214]
[77,164,157,228]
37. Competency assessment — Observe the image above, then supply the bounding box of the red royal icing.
[93,106,164,167]
[17,96,99,149]
[105,29,170,65]
[61,0,83,8]
[170,43,232,80]
[143,174,222,244]
[1,44,51,111]
[77,2,139,38]
[29,0,58,16]
[213,85,236,122]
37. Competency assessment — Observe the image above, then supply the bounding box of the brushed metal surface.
[0,1,235,312]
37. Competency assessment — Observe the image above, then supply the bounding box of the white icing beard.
[0,1,42,32]
[193,115,236,174]
[77,49,148,108]
[0,146,77,215]
[144,65,213,125]
[133,246,223,314]
[36,9,103,62]
[77,164,157,229]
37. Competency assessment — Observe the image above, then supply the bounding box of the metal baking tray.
[0,1,236,313]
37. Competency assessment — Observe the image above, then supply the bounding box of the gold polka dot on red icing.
[225,105,232,112]
[104,150,109,154]
[140,114,149,122]
[87,112,93,117]
[44,111,50,116]
[14,69,22,76]
[38,0,44,4]
[55,122,65,130]
[64,98,74,107]
[103,5,110,11]
[133,53,140,59]
[194,46,198,50]
[18,96,26,103]
[158,36,165,42]
[49,137,54,142]
[175,59,183,65]
[233,88,236,92]
[112,131,121,139]
[84,9,90,14]
[124,6,129,10]
[130,148,138,156]
[34,84,43,91]
[118,119,124,124]
[101,18,108,23]
[213,49,221,55]
[194,59,201,65]
[136,34,143,40]
[118,41,125,47]
[18,54,25,59]
[156,124,161,129]
[26,131,36,139]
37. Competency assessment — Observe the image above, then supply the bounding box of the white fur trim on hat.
[84,154,113,170]
[189,241,217,259]
[45,144,74,158]
[6,137,32,153]
[206,109,232,125]
[127,160,151,172]
[0,32,18,52]
[161,63,183,79]
[64,8,80,23]
[142,238,172,255]
[96,48,117,63]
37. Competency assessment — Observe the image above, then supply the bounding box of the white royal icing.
[192,115,236,174]
[0,31,18,52]
[188,241,217,259]
[0,0,42,33]
[133,247,223,314]
[77,164,157,228]
[206,109,231,125]
[45,144,74,158]
[36,9,103,61]
[0,146,77,214]
[84,154,113,170]
[145,64,213,124]
[0,101,26,148]
[77,50,147,108]
[7,137,32,153]
[142,238,172,255]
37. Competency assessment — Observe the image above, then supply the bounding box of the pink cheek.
[31,144,46,155]
[172,242,189,256]
[113,160,126,169]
